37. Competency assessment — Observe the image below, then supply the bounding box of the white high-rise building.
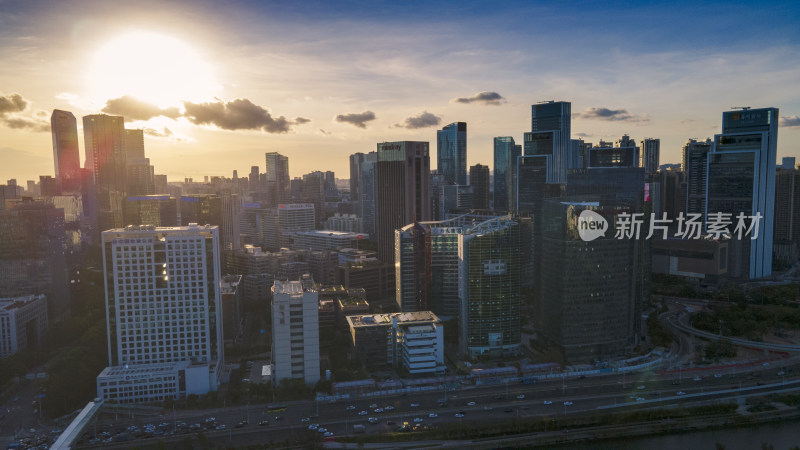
[271,276,320,386]
[97,224,223,403]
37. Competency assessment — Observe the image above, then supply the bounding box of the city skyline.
[1,1,799,184]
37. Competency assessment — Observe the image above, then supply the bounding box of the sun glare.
[88,31,219,108]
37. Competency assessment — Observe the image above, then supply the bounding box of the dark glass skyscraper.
[469,164,490,210]
[437,122,467,186]
[376,141,430,263]
[51,110,81,194]
[493,136,520,213]
[524,101,570,184]
[683,138,712,215]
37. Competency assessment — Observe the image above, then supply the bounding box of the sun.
[88,31,219,108]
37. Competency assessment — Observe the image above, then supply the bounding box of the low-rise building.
[291,230,368,252]
[346,311,444,375]
[96,361,212,404]
[0,294,48,358]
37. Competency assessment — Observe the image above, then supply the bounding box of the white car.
[483,406,493,411]
[358,410,368,416]
[374,408,384,413]
[346,405,356,410]
[413,417,424,423]
[543,400,552,405]
[368,417,378,424]
[693,377,702,381]
[385,405,394,411]
[369,403,378,409]
[317,428,327,433]
[563,401,573,406]
[428,413,438,418]
[516,394,525,399]
[454,413,464,418]
[410,403,420,408]
[301,417,310,423]
[467,401,476,406]
[677,391,686,396]
[323,431,334,437]
[308,424,319,430]
[637,385,646,390]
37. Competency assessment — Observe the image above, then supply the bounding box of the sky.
[1,0,799,184]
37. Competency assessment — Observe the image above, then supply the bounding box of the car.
[777,371,785,376]
[428,413,438,418]
[483,406,493,411]
[274,416,283,422]
[385,405,394,411]
[308,424,319,430]
[258,420,269,426]
[323,431,334,437]
[205,417,215,423]
[241,378,250,383]
[368,417,378,424]
[346,405,356,410]
[234,422,245,428]
[677,391,686,396]
[301,417,310,423]
[467,401,476,406]
[374,408,383,413]
[635,397,645,401]
[563,401,573,406]
[358,410,368,416]
[317,428,327,433]
[637,385,646,390]
[369,403,378,409]
[413,417,424,423]
[454,413,464,418]
[516,394,525,399]
[410,403,420,407]
[504,409,513,413]
[215,425,226,430]
[543,400,552,405]
[763,362,770,367]
[693,377,702,381]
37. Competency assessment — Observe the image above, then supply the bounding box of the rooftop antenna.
[730,106,751,110]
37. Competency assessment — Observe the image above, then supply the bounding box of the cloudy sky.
[1,0,799,183]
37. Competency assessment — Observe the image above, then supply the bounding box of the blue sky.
[0,0,798,182]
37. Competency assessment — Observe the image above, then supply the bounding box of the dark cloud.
[294,117,311,124]
[780,115,800,128]
[0,92,48,132]
[335,111,376,129]
[576,107,648,122]
[183,98,298,133]
[102,96,180,120]
[0,93,27,114]
[452,91,505,105]
[395,111,441,129]
[319,129,332,135]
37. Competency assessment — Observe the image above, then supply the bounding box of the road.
[77,360,800,448]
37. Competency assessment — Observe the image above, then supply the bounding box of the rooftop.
[348,311,439,328]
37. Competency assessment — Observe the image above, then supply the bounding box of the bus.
[266,403,288,412]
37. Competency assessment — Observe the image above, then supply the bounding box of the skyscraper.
[265,152,290,205]
[349,152,366,203]
[641,138,660,174]
[51,110,81,193]
[376,141,430,263]
[493,137,520,213]
[83,114,127,232]
[707,107,778,279]
[437,122,467,186]
[683,138,712,215]
[124,129,145,161]
[524,101,571,184]
[469,164,490,210]
[458,216,520,358]
[360,152,378,238]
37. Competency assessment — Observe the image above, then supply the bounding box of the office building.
[122,195,177,227]
[271,277,320,386]
[124,129,145,160]
[0,201,69,318]
[126,157,155,196]
[586,146,639,168]
[265,152,290,206]
[220,275,242,344]
[220,193,242,253]
[291,230,367,252]
[347,311,444,374]
[359,152,378,238]
[437,122,467,186]
[458,216,520,358]
[707,107,778,279]
[0,294,48,359]
[683,138,713,215]
[336,249,395,302]
[51,110,81,193]
[537,199,643,361]
[325,213,362,233]
[493,137,520,213]
[349,153,366,203]
[469,164,490,210]
[179,194,222,227]
[96,361,212,404]
[641,138,660,174]
[84,114,127,232]
[524,101,570,184]
[376,141,431,262]
[99,225,223,401]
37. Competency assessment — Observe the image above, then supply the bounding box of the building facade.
[0,294,48,359]
[271,278,320,386]
[437,122,467,186]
